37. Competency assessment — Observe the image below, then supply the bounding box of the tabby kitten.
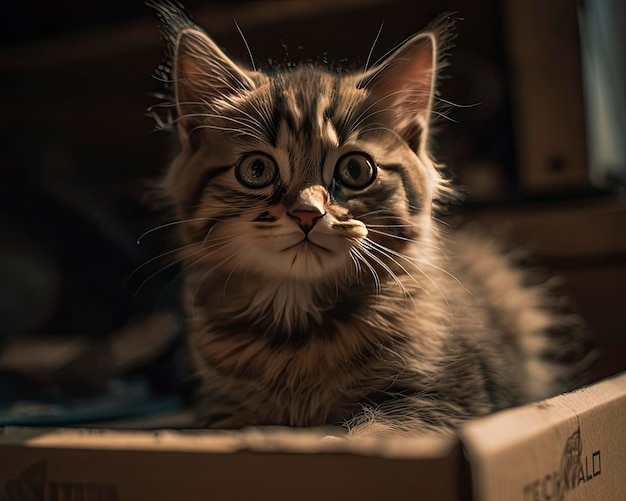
[151,2,585,436]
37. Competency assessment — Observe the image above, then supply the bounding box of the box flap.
[460,371,626,501]
[0,427,464,501]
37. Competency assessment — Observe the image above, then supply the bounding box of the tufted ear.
[173,28,259,144]
[358,21,451,153]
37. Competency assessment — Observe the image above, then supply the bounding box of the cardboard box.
[1,372,624,501]
[0,428,465,501]
[461,371,626,501]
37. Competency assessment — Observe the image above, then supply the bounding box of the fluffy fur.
[150,2,588,436]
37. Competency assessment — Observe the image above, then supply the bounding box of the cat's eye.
[334,153,377,189]
[236,153,278,188]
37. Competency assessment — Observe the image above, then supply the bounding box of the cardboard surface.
[0,427,465,501]
[1,372,625,501]
[460,371,626,501]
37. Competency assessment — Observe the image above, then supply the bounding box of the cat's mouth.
[281,238,332,254]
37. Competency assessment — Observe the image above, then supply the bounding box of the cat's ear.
[358,23,450,152]
[174,28,258,140]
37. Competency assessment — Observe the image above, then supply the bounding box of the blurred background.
[0,0,624,426]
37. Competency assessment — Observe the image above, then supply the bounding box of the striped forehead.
[269,71,344,182]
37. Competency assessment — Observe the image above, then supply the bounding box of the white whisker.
[351,247,381,293]
[362,21,385,75]
[357,242,409,297]
[132,245,203,298]
[133,231,243,298]
[124,240,204,289]
[137,217,217,244]
[190,240,252,299]
[234,19,256,71]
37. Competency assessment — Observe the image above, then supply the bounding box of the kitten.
[150,2,589,436]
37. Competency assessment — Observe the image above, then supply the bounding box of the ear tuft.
[149,2,260,144]
[173,28,258,138]
[175,28,256,99]
[358,14,457,152]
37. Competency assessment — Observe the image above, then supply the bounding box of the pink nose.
[289,209,324,232]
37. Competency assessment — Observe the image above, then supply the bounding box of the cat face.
[160,19,447,285]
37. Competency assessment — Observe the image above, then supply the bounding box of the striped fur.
[151,2,588,436]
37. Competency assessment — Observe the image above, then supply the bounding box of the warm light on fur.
[150,1,589,436]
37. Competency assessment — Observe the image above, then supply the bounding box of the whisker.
[363,236,470,310]
[366,224,413,229]
[366,228,445,254]
[360,240,415,300]
[137,217,217,244]
[173,107,268,134]
[367,239,448,310]
[362,21,385,76]
[414,258,470,295]
[192,124,267,143]
[133,246,203,299]
[170,97,276,144]
[356,209,408,220]
[431,109,457,123]
[435,97,482,108]
[190,241,252,298]
[133,232,242,298]
[346,88,427,137]
[432,216,451,228]
[348,247,363,275]
[367,228,422,245]
[351,247,381,293]
[234,19,256,71]
[357,242,408,297]
[124,240,204,289]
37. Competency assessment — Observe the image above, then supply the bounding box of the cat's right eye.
[236,153,278,189]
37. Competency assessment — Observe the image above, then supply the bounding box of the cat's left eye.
[334,153,377,189]
[236,153,278,188]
